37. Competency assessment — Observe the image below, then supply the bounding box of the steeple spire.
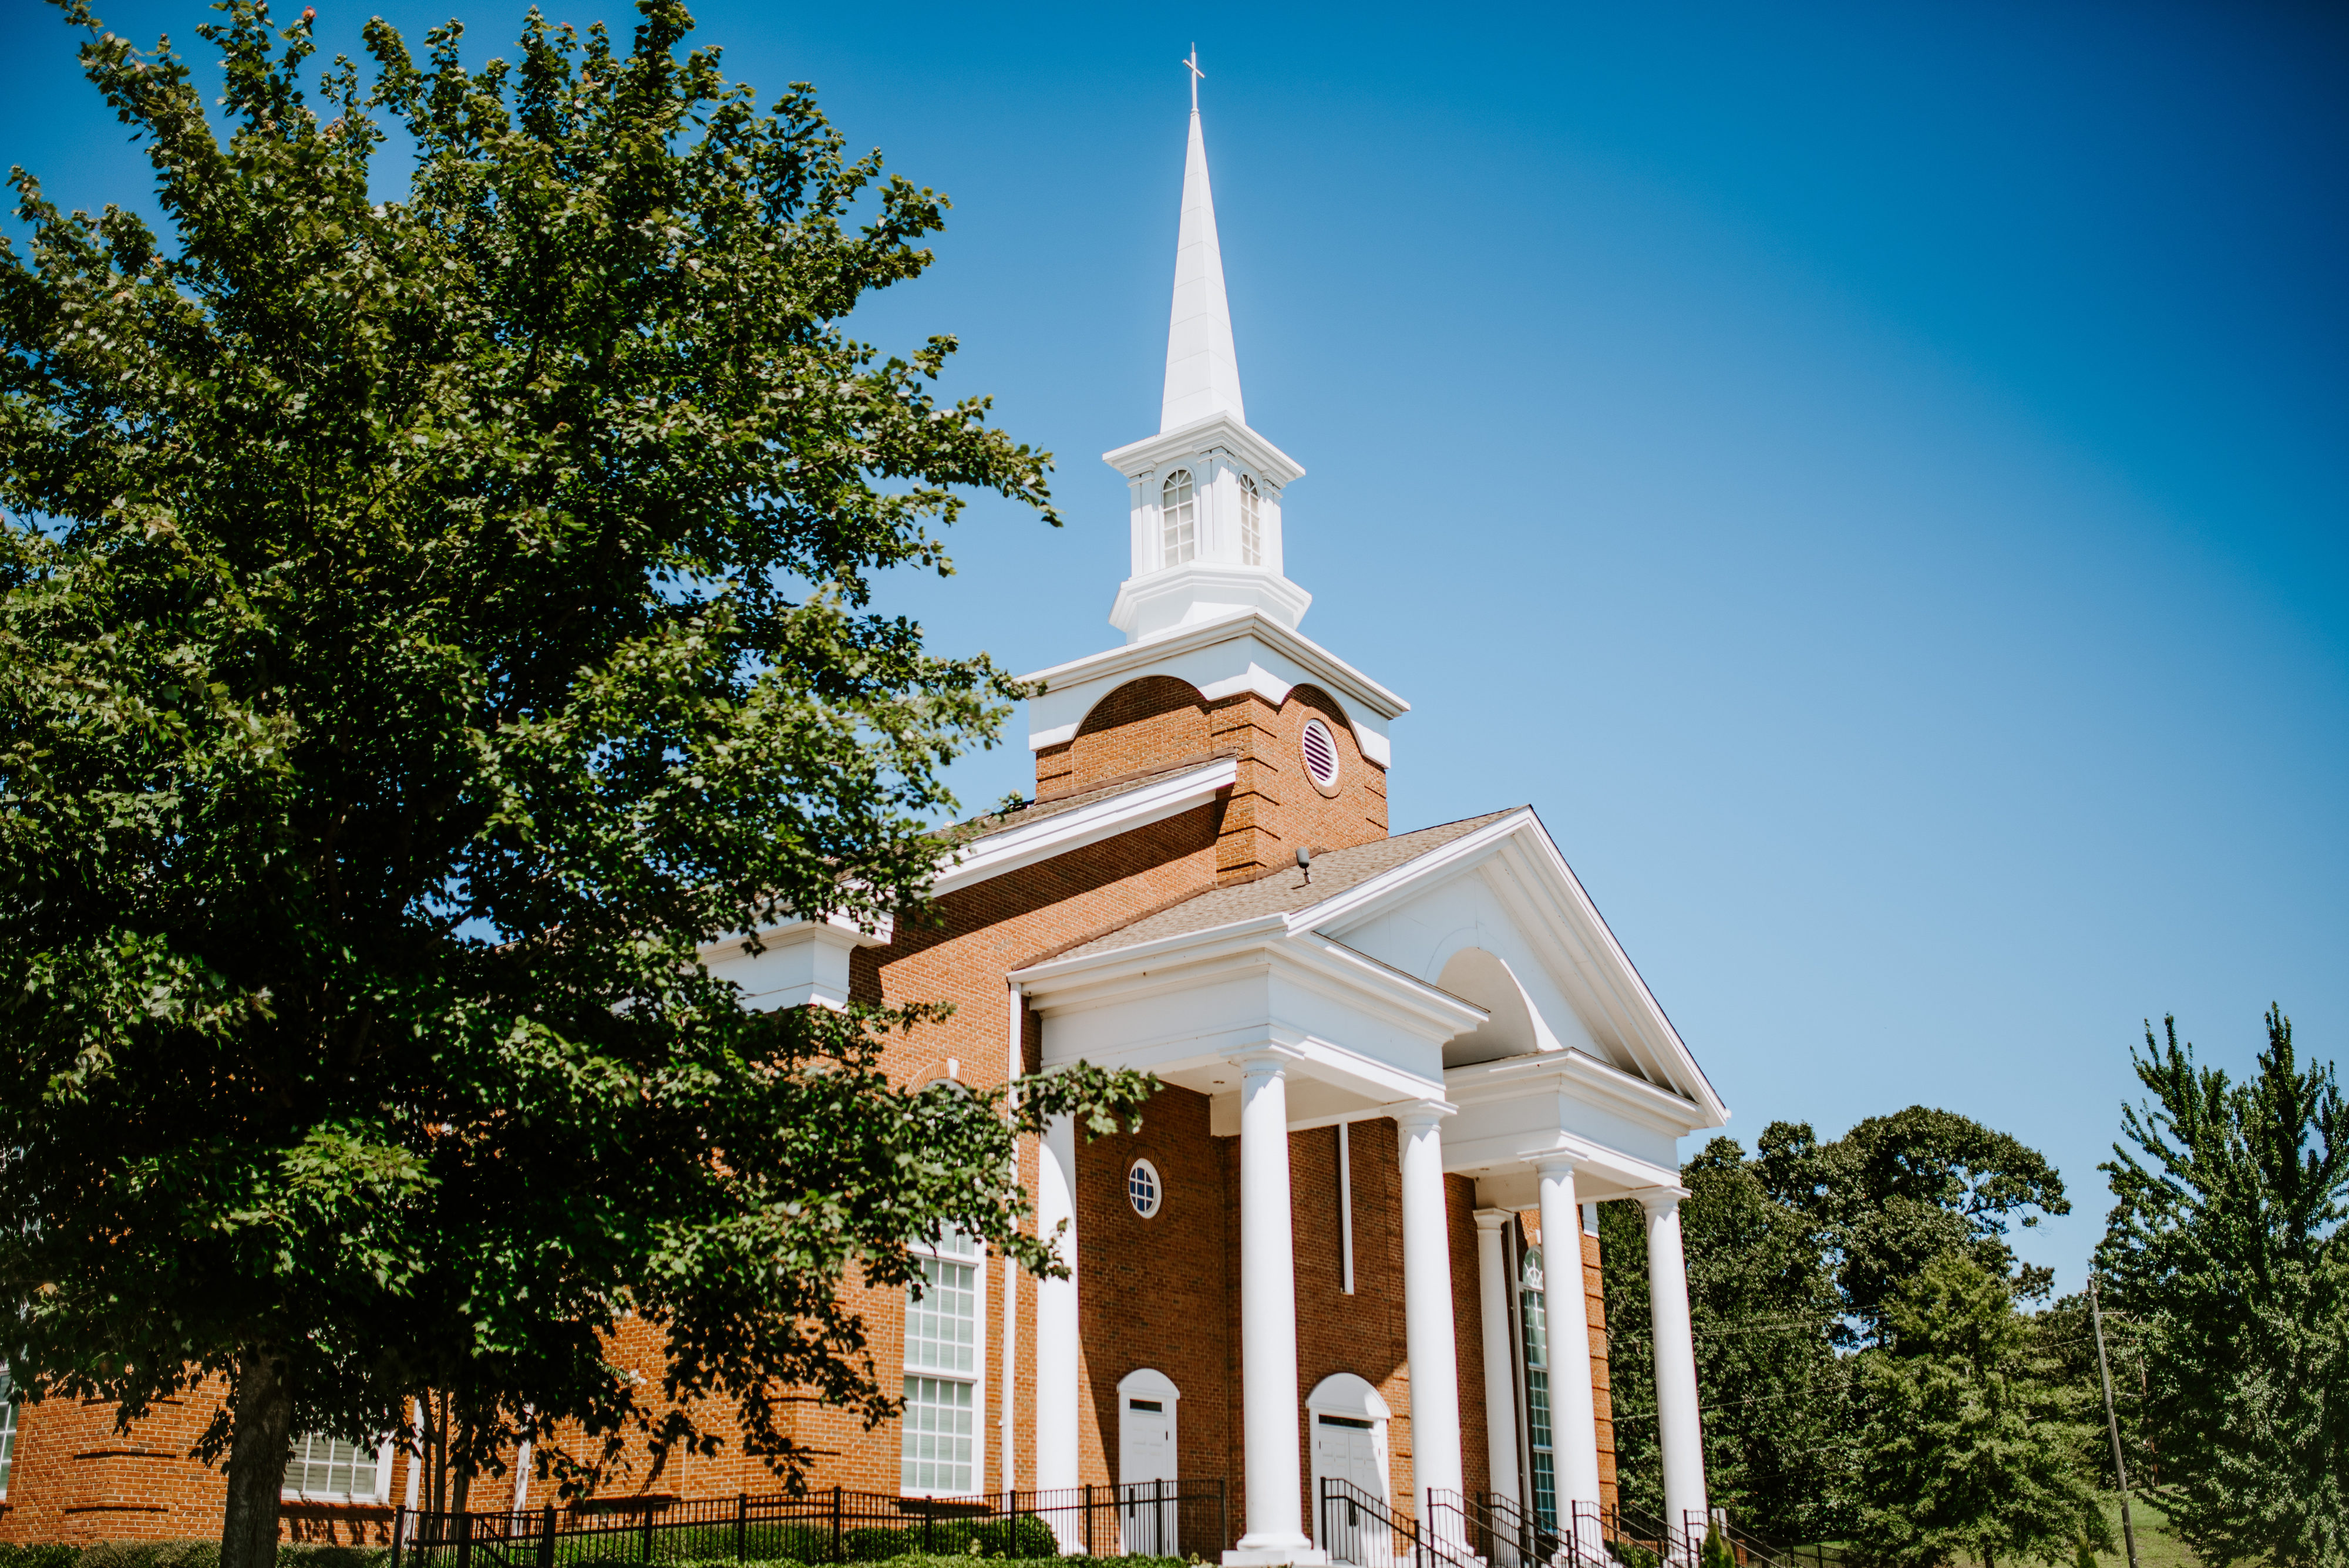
[1161,51,1244,433]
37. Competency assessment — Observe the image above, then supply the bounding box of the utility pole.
[2089,1272,2140,1568]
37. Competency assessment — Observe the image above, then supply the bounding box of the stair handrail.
[1317,1477,1481,1568]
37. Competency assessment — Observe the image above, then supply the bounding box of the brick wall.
[1034,677,1388,885]
[0,735,1630,1546]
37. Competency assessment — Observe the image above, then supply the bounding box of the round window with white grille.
[1128,1159,1163,1219]
[1300,718,1342,794]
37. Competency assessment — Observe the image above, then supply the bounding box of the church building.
[0,85,1724,1568]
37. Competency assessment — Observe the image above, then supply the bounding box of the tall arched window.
[1519,1246,1559,1529]
[1237,473,1263,566]
[1160,469,1196,566]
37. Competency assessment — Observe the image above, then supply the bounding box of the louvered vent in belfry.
[1301,719,1340,790]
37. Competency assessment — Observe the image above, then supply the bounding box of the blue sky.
[5,0,2344,1291]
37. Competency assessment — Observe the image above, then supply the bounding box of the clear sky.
[5,0,2344,1293]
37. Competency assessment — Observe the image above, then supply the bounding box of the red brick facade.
[0,672,1613,1548]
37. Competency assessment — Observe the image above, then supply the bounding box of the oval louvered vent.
[1300,719,1341,792]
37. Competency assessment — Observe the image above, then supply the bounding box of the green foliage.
[0,1548,95,1568]
[0,1550,383,1568]
[1603,1113,2075,1545]
[1675,1139,1850,1543]
[2098,1008,2349,1567]
[1697,1523,1736,1568]
[0,0,1150,1548]
[1847,1253,2105,1568]
[1758,1106,2071,1344]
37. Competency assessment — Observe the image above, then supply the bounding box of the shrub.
[80,1542,220,1568]
[0,1547,82,1568]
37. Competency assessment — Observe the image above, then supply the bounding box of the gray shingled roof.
[947,755,1235,845]
[1047,808,1523,961]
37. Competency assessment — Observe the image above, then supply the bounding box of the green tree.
[1849,1253,2106,1568]
[2098,1008,2349,1566]
[1758,1106,2070,1345]
[0,6,1148,1568]
[1606,1113,2070,1540]
[1598,1141,1851,1540]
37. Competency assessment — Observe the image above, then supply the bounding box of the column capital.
[1633,1185,1691,1217]
[1473,1207,1514,1232]
[1391,1098,1453,1133]
[1228,1043,1304,1077]
[1533,1154,1580,1177]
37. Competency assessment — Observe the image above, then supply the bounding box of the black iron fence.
[390,1480,1227,1568]
[1443,1492,1856,1568]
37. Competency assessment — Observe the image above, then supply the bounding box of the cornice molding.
[1103,412,1305,488]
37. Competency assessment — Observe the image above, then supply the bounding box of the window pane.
[906,1256,977,1374]
[900,1375,974,1495]
[1161,471,1195,566]
[1520,1251,1557,1530]
[285,1432,378,1500]
[0,1368,16,1498]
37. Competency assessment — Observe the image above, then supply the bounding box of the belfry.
[0,58,1729,1568]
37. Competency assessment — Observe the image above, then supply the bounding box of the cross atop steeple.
[1182,45,1204,115]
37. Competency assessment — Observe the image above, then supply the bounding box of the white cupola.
[1103,85,1311,644]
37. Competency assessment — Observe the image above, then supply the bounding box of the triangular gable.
[1281,809,1728,1127]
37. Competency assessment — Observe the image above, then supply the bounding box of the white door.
[1119,1386,1177,1556]
[1313,1415,1390,1566]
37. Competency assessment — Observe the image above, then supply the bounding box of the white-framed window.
[1160,470,1196,567]
[282,1431,393,1503]
[1519,1246,1557,1530]
[0,1366,18,1497]
[901,1229,984,1496]
[1238,473,1263,566]
[1128,1158,1163,1219]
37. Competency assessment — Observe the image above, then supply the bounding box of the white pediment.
[1301,810,1727,1128]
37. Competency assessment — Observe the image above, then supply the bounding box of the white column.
[1035,1113,1081,1510]
[1641,1192,1708,1557]
[1396,1107,1466,1545]
[1473,1211,1522,1520]
[1227,1050,1324,1565]
[1536,1162,1604,1552]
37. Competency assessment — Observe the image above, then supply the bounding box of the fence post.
[456,1511,474,1568]
[830,1485,843,1563]
[537,1505,556,1568]
[734,1493,748,1563]
[640,1509,654,1565]
[1084,1483,1095,1557]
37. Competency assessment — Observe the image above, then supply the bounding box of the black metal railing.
[1455,1492,1713,1568]
[390,1479,1227,1568]
[1316,1479,1479,1568]
[1432,1490,1564,1568]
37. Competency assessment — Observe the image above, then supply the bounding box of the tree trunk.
[220,1348,295,1568]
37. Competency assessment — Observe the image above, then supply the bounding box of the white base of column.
[1222,1549,1330,1566]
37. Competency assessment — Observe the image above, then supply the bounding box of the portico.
[1011,802,1726,1564]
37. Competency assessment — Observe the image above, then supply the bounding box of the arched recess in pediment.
[1437,946,1558,1068]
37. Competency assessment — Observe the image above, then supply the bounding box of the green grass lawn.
[2087,1494,2200,1568]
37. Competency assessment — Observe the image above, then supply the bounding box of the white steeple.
[1101,55,1310,645]
[1160,66,1245,432]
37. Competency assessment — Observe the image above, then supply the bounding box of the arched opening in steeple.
[1160,469,1196,567]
